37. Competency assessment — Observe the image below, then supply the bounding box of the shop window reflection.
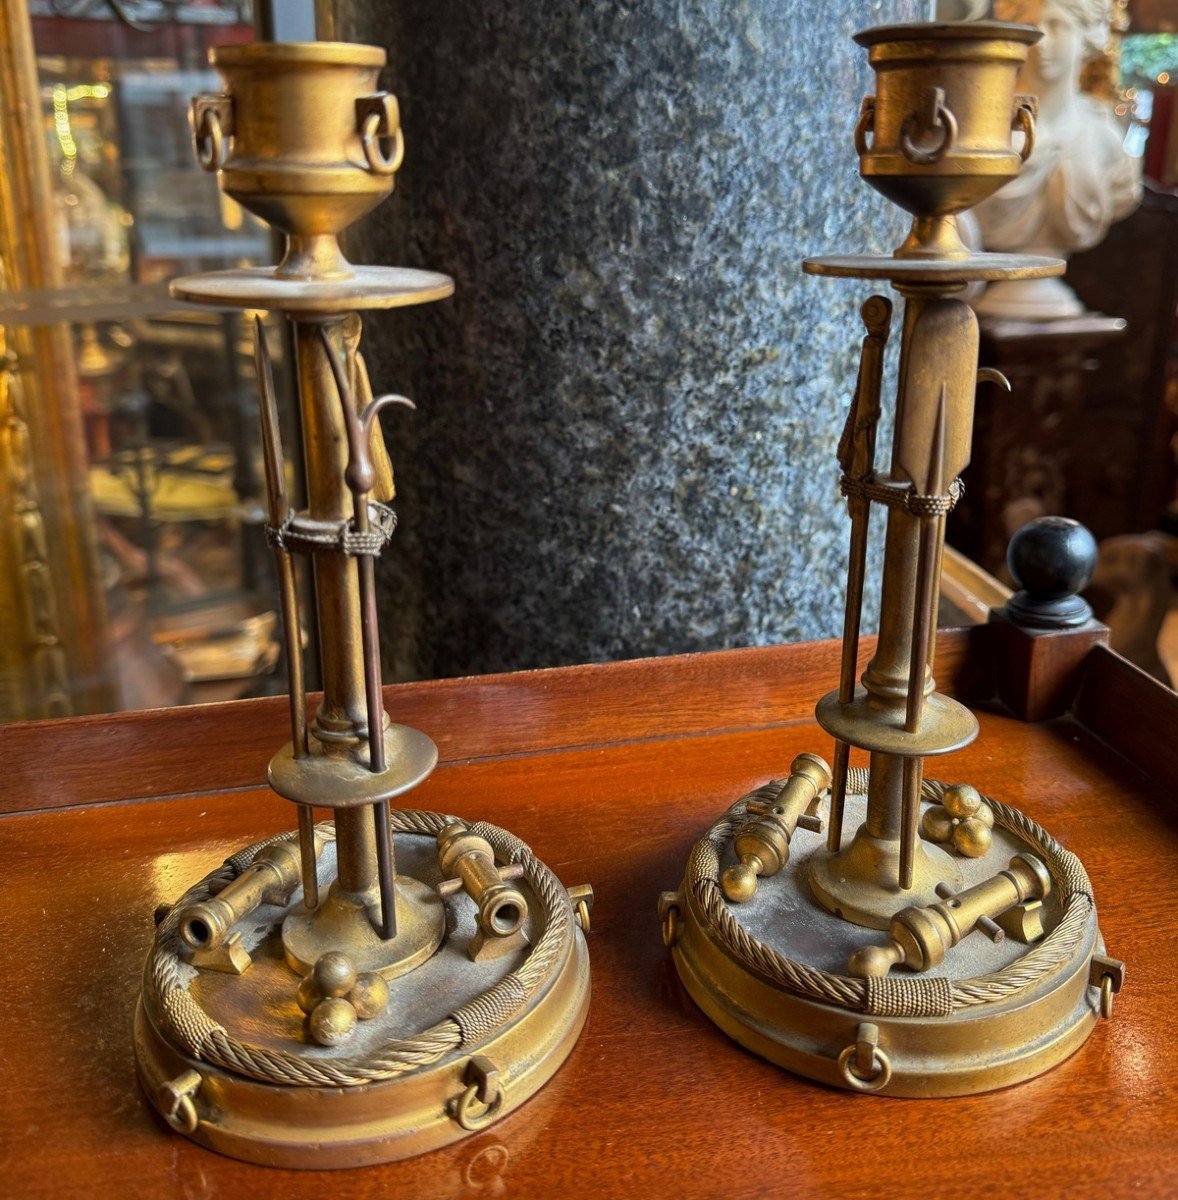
[0,2,309,720]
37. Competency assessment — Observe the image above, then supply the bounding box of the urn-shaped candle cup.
[190,41,403,281]
[853,21,1040,259]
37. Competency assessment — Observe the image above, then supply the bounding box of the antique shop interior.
[2,0,1176,1196]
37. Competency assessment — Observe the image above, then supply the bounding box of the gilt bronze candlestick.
[133,42,591,1166]
[660,22,1121,1096]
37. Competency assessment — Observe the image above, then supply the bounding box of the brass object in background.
[133,42,591,1167]
[0,0,112,720]
[664,21,1121,1098]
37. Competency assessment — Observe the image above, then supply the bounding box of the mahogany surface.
[0,632,980,815]
[1,633,1174,1199]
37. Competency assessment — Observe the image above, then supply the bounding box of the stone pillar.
[335,0,921,678]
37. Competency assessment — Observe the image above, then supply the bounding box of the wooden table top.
[1,631,1174,1199]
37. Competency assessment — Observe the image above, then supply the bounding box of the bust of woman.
[970,0,1141,319]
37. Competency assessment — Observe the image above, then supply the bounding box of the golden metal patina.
[133,42,591,1166]
[919,781,995,858]
[295,950,391,1045]
[437,823,531,960]
[846,853,1052,978]
[663,20,1121,1098]
[853,22,1039,259]
[721,754,831,903]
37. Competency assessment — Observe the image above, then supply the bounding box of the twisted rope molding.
[686,769,1094,1019]
[145,810,574,1087]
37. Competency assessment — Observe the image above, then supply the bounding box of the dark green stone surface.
[337,0,921,678]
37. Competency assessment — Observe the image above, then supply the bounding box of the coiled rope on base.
[686,770,1094,1018]
[145,810,575,1087]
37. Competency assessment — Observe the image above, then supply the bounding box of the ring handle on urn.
[899,86,957,166]
[191,94,234,173]
[356,93,405,177]
[1013,95,1037,164]
[853,95,875,157]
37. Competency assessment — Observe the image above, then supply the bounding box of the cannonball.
[309,997,356,1046]
[296,974,321,1015]
[349,971,390,1020]
[920,805,954,843]
[313,950,358,999]
[952,817,992,858]
[942,784,982,820]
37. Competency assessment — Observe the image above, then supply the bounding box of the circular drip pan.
[803,252,1064,283]
[135,812,591,1166]
[170,265,454,313]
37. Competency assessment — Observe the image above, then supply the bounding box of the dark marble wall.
[336,0,922,679]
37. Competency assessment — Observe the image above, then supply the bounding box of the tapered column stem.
[294,317,378,909]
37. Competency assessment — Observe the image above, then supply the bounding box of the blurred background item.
[0,0,310,722]
[2,0,1176,722]
[942,0,1178,686]
[971,0,1142,319]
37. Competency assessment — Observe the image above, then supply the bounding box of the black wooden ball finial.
[1003,516,1097,629]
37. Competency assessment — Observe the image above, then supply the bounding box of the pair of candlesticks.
[133,23,1119,1167]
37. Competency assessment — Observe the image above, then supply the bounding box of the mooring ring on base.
[166,1094,199,1133]
[158,1072,202,1133]
[837,1041,893,1093]
[1100,974,1115,1019]
[662,905,680,948]
[453,1080,505,1130]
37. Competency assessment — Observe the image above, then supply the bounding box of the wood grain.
[0,630,981,815]
[0,639,1173,1200]
[1074,642,1178,790]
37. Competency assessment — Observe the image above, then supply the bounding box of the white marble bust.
[970,0,1141,320]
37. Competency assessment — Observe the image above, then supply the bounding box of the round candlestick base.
[808,829,962,930]
[135,812,592,1166]
[661,777,1112,1097]
[281,874,445,978]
